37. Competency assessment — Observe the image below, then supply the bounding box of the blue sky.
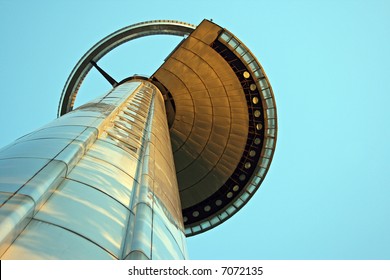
[0,0,389,259]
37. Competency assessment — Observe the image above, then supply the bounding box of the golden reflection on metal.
[0,18,277,258]
[0,80,188,260]
[153,20,249,210]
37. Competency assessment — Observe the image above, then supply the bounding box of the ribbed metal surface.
[1,81,188,259]
[153,20,277,235]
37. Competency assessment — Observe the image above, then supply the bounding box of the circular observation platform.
[58,19,277,237]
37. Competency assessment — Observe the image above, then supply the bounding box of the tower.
[0,19,277,259]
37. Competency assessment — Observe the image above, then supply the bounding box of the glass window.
[233,198,244,208]
[253,69,264,79]
[265,97,274,109]
[263,148,273,158]
[259,79,269,90]
[267,128,276,137]
[236,45,246,56]
[262,88,272,99]
[267,118,276,129]
[243,52,253,64]
[245,184,255,195]
[265,138,275,149]
[218,211,228,220]
[200,220,211,230]
[249,61,259,72]
[191,225,202,234]
[240,190,251,200]
[220,32,232,42]
[258,167,267,177]
[260,157,270,168]
[228,37,239,49]
[266,108,276,119]
[226,205,236,215]
[210,216,220,226]
[185,228,192,236]
[252,176,261,185]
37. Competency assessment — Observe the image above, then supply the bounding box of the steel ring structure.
[58,19,277,237]
[58,20,196,117]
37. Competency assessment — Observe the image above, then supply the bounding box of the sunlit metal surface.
[153,20,277,236]
[68,155,137,208]
[1,80,188,259]
[34,178,129,257]
[2,220,116,259]
[1,19,276,259]
[0,193,34,256]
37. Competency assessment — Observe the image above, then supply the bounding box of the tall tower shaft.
[1,81,186,259]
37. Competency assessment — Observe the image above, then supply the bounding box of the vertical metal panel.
[67,155,138,208]
[86,139,140,179]
[15,160,67,211]
[125,203,153,259]
[1,80,188,259]
[15,125,93,143]
[0,158,51,194]
[0,158,66,257]
[153,196,188,258]
[0,138,72,160]
[41,116,107,130]
[117,81,188,259]
[124,251,150,260]
[33,179,130,258]
[152,212,186,259]
[54,140,86,174]
[0,193,35,256]
[1,220,116,259]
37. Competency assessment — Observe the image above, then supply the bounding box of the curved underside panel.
[153,20,277,235]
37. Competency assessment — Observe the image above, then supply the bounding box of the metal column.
[0,80,188,259]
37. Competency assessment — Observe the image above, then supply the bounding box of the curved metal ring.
[57,20,196,117]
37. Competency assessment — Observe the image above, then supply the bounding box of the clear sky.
[0,0,389,260]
